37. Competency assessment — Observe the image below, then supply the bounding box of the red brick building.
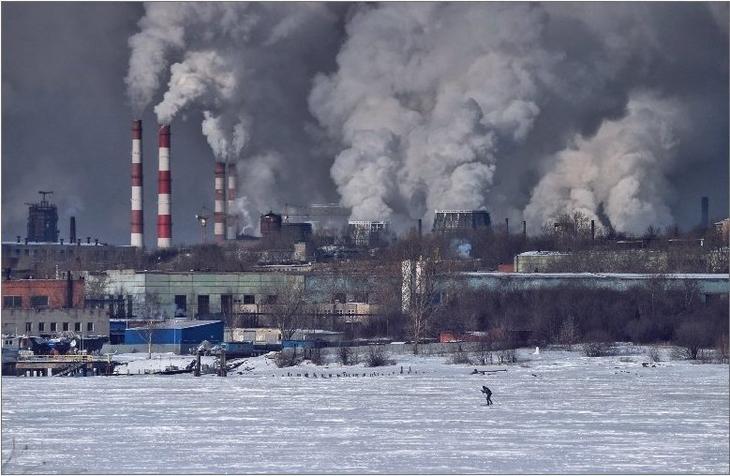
[1,276,85,310]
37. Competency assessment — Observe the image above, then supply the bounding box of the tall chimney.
[701,196,709,230]
[505,218,509,235]
[591,219,595,242]
[226,162,237,240]
[522,220,527,238]
[157,124,172,248]
[131,120,144,248]
[214,161,226,243]
[417,218,422,238]
[69,216,77,245]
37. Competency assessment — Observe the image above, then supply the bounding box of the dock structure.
[14,354,118,377]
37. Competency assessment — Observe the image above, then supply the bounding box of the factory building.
[1,275,109,338]
[260,211,313,244]
[120,320,224,354]
[91,270,304,319]
[348,221,390,247]
[1,240,139,276]
[26,191,59,243]
[432,209,491,233]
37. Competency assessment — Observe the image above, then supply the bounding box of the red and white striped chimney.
[157,124,172,248]
[226,162,237,240]
[130,120,144,248]
[214,161,226,243]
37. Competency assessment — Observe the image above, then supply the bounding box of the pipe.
[157,124,172,248]
[69,216,77,245]
[131,120,144,248]
[214,161,226,243]
[226,162,237,240]
[66,270,73,309]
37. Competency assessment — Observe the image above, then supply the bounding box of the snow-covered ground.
[2,347,728,474]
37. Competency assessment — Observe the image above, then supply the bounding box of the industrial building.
[432,210,491,233]
[26,191,59,243]
[1,275,109,338]
[348,221,390,247]
[120,320,224,354]
[92,270,305,319]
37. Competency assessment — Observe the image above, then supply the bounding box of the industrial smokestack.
[701,196,709,230]
[505,217,509,235]
[522,220,527,238]
[591,219,595,242]
[131,120,144,248]
[417,218,422,238]
[157,124,172,248]
[69,216,77,245]
[226,162,237,240]
[214,161,226,243]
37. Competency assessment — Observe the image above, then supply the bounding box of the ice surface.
[2,348,728,474]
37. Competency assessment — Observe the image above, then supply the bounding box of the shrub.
[365,346,392,367]
[647,346,661,363]
[582,342,612,357]
[496,349,516,364]
[338,345,352,366]
[450,346,472,365]
[674,321,714,360]
[274,349,302,368]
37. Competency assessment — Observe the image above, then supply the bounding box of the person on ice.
[481,385,493,405]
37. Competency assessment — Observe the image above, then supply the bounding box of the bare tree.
[263,278,308,341]
[402,250,443,355]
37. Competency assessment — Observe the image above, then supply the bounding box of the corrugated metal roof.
[127,320,223,331]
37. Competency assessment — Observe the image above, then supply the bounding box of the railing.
[18,354,97,362]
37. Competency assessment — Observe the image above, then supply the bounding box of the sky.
[2,2,728,246]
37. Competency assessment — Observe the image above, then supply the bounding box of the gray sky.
[2,2,728,246]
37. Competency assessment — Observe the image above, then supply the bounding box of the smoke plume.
[124,2,727,237]
[126,2,341,232]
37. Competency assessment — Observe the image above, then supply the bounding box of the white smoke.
[126,3,338,233]
[309,4,562,226]
[523,94,682,234]
[125,3,727,237]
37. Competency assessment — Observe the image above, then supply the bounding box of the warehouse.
[114,320,224,354]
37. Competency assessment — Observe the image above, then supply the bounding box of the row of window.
[24,322,93,333]
[3,295,49,308]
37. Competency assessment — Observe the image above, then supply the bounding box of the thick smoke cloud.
[126,2,342,232]
[309,2,728,233]
[3,3,727,246]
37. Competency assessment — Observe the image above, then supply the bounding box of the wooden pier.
[13,354,118,377]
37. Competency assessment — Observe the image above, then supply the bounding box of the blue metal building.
[124,320,223,354]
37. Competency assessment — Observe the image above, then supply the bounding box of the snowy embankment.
[2,346,728,474]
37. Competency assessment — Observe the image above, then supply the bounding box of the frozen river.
[2,348,728,473]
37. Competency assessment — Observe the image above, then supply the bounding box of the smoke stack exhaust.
[226,163,237,240]
[69,216,77,245]
[131,120,144,248]
[701,196,709,230]
[214,161,226,243]
[157,124,172,248]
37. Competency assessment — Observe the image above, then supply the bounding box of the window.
[86,322,94,332]
[24,249,29,256]
[25,322,32,332]
[30,296,49,308]
[62,322,69,331]
[197,295,210,316]
[243,295,256,305]
[3,296,22,308]
[74,322,81,332]
[50,322,57,332]
[38,322,45,332]
[221,294,233,317]
[174,295,187,316]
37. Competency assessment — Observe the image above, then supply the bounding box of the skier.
[481,385,493,406]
